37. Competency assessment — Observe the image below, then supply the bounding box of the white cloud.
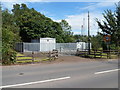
[73,32,81,35]
[1,0,119,9]
[65,12,104,35]
[1,0,51,10]
[53,19,61,22]
[1,0,119,12]
[0,0,45,2]
[81,2,116,11]
[1,0,119,2]
[53,11,104,35]
[1,1,28,10]
[0,0,46,10]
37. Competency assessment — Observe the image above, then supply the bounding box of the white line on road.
[0,76,71,88]
[95,69,120,74]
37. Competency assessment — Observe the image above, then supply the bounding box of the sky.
[1,0,119,35]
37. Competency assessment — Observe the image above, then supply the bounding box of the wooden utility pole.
[88,11,90,54]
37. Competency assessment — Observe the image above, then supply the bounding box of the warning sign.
[103,35,111,42]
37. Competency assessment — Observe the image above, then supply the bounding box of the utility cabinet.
[40,38,56,52]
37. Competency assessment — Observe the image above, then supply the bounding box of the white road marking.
[95,69,120,74]
[108,59,117,61]
[0,76,71,88]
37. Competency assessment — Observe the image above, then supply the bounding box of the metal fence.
[15,43,24,52]
[56,43,77,52]
[15,42,91,55]
[24,43,40,52]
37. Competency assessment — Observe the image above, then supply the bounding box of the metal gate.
[56,43,77,56]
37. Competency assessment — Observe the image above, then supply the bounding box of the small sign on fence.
[103,35,111,42]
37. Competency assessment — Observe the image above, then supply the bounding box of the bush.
[2,48,17,65]
[2,28,18,65]
[102,41,107,50]
[110,44,120,50]
[2,9,20,65]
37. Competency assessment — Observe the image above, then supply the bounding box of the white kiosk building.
[40,38,56,52]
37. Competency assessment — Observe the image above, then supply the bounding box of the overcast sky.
[1,0,119,35]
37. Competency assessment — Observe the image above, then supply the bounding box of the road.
[1,58,119,88]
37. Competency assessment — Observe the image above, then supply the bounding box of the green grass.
[16,60,40,63]
[109,55,118,59]
[16,53,25,56]
[17,57,32,60]
[16,53,33,60]
[16,53,33,63]
[16,58,50,63]
[0,41,2,53]
[16,52,53,63]
[86,51,118,59]
[41,58,49,61]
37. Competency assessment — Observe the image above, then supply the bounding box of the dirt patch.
[58,56,93,62]
[38,56,97,64]
[39,56,119,64]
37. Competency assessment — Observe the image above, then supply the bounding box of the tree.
[51,22,65,43]
[74,34,103,50]
[115,2,120,47]
[12,4,45,41]
[2,9,20,64]
[96,2,120,48]
[91,34,103,50]
[12,4,65,43]
[60,20,74,42]
[74,35,88,42]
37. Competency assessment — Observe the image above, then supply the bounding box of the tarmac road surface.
[1,58,119,88]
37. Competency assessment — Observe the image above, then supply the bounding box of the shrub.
[2,47,17,65]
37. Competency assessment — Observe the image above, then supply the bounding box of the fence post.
[109,50,111,59]
[32,51,34,63]
[100,50,102,58]
[23,42,24,54]
[118,50,120,59]
[94,50,96,58]
[49,51,51,61]
[107,52,108,59]
[60,47,61,52]
[107,51,110,59]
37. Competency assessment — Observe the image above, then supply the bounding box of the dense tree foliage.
[2,9,20,64]
[74,35,88,42]
[59,20,75,42]
[96,2,120,49]
[12,4,70,43]
[90,34,103,50]
[74,34,103,50]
